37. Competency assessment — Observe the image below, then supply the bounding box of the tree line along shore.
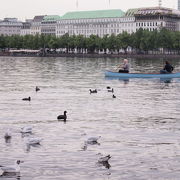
[0,28,180,57]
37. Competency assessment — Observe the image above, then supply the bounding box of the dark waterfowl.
[89,89,97,94]
[106,86,111,89]
[22,97,31,101]
[57,111,67,121]
[112,94,116,98]
[4,129,12,139]
[108,88,114,93]
[98,155,111,169]
[35,86,40,92]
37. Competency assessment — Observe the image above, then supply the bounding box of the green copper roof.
[125,8,139,16]
[42,15,61,22]
[61,9,125,19]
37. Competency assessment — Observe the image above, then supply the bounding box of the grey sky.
[0,0,177,21]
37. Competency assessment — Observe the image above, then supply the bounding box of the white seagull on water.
[0,160,23,175]
[26,137,42,145]
[20,126,33,133]
[86,136,101,144]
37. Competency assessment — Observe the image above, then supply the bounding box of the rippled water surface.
[1,56,180,180]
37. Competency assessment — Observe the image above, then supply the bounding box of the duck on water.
[89,89,97,94]
[22,97,31,101]
[35,86,40,92]
[57,111,67,121]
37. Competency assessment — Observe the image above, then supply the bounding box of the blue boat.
[105,71,180,79]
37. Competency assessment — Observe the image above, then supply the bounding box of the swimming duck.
[22,97,31,101]
[4,129,12,139]
[89,89,97,94]
[35,86,40,92]
[112,94,116,98]
[108,88,114,93]
[57,111,67,121]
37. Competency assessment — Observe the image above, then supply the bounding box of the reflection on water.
[0,57,180,180]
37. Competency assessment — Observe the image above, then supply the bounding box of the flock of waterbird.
[1,126,111,176]
[1,85,114,176]
[89,86,116,98]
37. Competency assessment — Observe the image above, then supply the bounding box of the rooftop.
[42,15,61,22]
[126,7,180,17]
[125,8,139,16]
[61,9,125,19]
[33,15,45,22]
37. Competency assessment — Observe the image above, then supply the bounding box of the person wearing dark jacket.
[160,61,174,74]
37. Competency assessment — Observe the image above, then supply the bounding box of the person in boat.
[118,59,130,73]
[160,61,174,74]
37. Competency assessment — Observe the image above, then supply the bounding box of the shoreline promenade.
[0,52,180,59]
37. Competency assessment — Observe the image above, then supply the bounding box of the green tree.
[106,34,117,54]
[0,35,6,49]
[119,32,131,54]
[86,35,99,53]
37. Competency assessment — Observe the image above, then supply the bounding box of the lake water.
[0,56,180,180]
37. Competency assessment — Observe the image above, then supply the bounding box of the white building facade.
[2,7,180,38]
[56,7,180,38]
[41,15,60,35]
[30,16,45,35]
[20,20,32,36]
[56,9,136,37]
[133,7,180,32]
[0,18,22,36]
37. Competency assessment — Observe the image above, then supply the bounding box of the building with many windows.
[56,9,135,37]
[56,7,180,38]
[20,19,32,36]
[0,18,22,36]
[41,15,61,35]
[132,7,180,32]
[30,15,45,35]
[1,6,180,38]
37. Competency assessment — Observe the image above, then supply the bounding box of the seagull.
[98,155,111,163]
[81,143,88,151]
[86,136,101,145]
[20,126,32,133]
[89,89,97,94]
[0,160,23,175]
[22,97,31,101]
[57,111,67,121]
[26,137,42,145]
[35,86,40,92]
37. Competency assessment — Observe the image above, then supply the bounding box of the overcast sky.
[0,0,177,21]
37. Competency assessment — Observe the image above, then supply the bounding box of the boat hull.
[105,71,180,78]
